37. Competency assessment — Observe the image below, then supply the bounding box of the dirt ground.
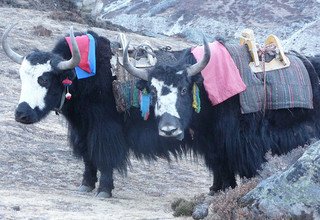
[0,7,211,220]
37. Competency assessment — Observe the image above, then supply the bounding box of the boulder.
[240,141,320,219]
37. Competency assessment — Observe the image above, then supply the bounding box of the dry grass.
[207,146,306,219]
[171,146,307,219]
[48,11,85,24]
[33,25,52,37]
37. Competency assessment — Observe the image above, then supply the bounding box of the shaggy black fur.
[144,47,320,193]
[13,29,320,197]
[51,31,129,195]
[14,31,185,197]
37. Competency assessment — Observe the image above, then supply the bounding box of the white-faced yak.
[2,25,183,198]
[122,37,320,194]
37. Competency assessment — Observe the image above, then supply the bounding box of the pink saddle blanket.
[191,41,246,105]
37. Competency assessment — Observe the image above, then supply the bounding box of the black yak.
[122,37,320,194]
[2,25,183,198]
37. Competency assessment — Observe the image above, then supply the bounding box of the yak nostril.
[15,110,23,118]
[15,110,29,121]
[15,110,34,124]
[160,126,178,136]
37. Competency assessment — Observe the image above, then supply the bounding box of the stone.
[240,141,320,219]
[192,203,208,220]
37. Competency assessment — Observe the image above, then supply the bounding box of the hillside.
[79,0,320,55]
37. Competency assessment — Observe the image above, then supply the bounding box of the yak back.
[181,47,320,178]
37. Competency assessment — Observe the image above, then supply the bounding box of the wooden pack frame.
[112,33,157,112]
[117,33,156,70]
[240,29,290,73]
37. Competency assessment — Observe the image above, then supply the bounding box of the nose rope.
[55,90,66,115]
[257,43,277,115]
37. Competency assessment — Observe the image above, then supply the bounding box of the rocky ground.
[0,7,210,220]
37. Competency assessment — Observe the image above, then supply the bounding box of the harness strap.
[258,43,277,115]
[54,89,66,115]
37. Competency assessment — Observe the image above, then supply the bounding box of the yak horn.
[122,41,150,81]
[186,37,211,77]
[2,23,24,64]
[57,26,81,70]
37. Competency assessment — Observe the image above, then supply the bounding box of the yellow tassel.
[192,83,201,113]
[192,83,197,109]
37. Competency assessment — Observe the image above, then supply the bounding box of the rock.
[33,25,52,37]
[91,0,104,17]
[192,203,208,220]
[12,205,20,211]
[240,141,320,219]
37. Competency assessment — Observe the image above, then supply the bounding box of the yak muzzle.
[15,102,38,124]
[158,113,184,140]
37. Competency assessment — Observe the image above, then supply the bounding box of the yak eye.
[38,76,49,87]
[181,87,187,95]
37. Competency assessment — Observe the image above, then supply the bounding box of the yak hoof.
[96,191,112,198]
[78,185,94,193]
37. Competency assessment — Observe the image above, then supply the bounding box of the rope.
[257,43,277,115]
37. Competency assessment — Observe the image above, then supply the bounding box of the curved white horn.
[122,41,150,81]
[187,37,211,77]
[57,26,81,70]
[2,23,24,64]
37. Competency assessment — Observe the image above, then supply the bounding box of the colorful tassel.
[192,83,201,113]
[62,77,73,100]
[62,78,72,86]
[65,87,72,100]
[140,88,150,120]
[132,87,140,108]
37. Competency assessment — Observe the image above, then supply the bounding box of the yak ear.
[192,73,204,85]
[61,69,76,80]
[54,65,76,82]
[51,57,76,78]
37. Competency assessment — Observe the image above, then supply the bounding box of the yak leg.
[78,153,97,192]
[209,166,222,193]
[96,168,114,198]
[209,163,236,195]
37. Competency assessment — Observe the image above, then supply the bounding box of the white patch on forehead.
[151,78,180,119]
[176,70,183,75]
[18,59,52,110]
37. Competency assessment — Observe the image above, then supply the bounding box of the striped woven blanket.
[226,44,313,114]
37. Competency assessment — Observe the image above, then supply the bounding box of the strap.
[54,90,66,115]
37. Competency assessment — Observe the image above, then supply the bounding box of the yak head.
[122,39,210,140]
[2,24,81,124]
